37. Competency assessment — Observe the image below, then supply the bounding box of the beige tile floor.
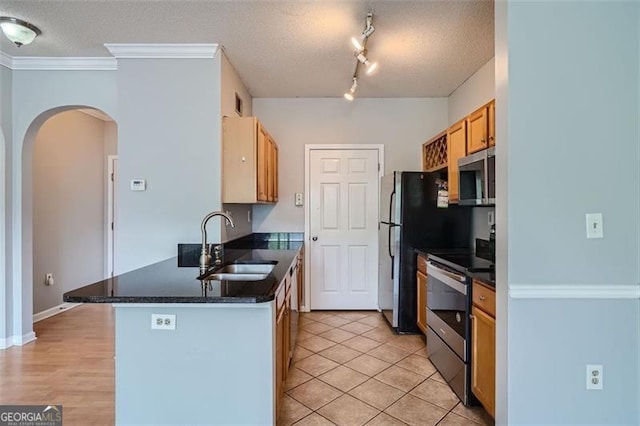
[280,311,494,426]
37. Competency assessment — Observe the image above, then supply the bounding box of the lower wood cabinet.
[416,270,427,334]
[275,299,285,418]
[471,280,496,418]
[275,251,303,421]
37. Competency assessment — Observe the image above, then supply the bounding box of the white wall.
[11,69,117,344]
[115,57,221,273]
[448,57,495,126]
[32,110,108,314]
[252,98,448,232]
[221,51,253,242]
[0,65,12,344]
[447,57,496,247]
[498,2,640,423]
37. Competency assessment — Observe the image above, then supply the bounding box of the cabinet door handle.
[481,138,486,143]
[469,314,475,319]
[312,236,318,241]
[479,295,486,301]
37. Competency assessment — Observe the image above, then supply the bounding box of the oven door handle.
[426,262,466,282]
[427,261,467,296]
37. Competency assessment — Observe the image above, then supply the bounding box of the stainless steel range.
[426,249,493,405]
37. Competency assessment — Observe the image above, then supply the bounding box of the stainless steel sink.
[216,264,275,275]
[200,262,276,282]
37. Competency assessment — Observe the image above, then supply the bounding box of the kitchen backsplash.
[471,206,495,249]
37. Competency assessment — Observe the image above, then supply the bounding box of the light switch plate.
[585,213,604,239]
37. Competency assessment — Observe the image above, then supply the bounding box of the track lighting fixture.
[0,16,41,47]
[344,77,358,101]
[343,13,379,101]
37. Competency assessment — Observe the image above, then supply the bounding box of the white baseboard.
[0,331,38,349]
[33,302,82,323]
[509,284,640,299]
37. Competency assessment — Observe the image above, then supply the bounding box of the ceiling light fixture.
[0,16,41,47]
[344,77,358,101]
[343,13,378,101]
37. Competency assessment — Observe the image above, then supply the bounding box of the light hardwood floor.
[0,304,114,425]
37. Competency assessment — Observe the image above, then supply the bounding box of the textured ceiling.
[0,1,494,98]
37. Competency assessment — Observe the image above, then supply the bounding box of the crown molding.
[0,51,12,69]
[104,43,219,59]
[0,54,117,71]
[509,284,640,299]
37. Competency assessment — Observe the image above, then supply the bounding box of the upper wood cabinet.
[447,119,467,203]
[466,100,496,154]
[223,116,279,204]
[422,131,448,172]
[488,100,495,147]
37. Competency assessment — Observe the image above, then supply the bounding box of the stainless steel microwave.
[458,147,495,206]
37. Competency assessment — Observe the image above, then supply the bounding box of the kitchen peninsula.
[64,234,303,425]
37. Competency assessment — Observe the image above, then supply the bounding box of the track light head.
[362,24,375,38]
[351,36,363,51]
[366,61,378,75]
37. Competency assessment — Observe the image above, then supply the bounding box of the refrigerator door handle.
[388,225,394,279]
[389,190,396,225]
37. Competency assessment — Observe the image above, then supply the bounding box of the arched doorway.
[13,105,117,344]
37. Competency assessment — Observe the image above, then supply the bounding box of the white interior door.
[308,148,380,310]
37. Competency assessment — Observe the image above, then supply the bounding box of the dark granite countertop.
[64,235,303,304]
[470,271,496,289]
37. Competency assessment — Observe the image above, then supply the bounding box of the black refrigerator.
[378,171,471,333]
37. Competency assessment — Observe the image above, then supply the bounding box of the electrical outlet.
[295,193,304,206]
[151,314,176,330]
[585,213,604,239]
[586,364,603,390]
[45,273,54,286]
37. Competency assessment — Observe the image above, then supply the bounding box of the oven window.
[427,273,467,338]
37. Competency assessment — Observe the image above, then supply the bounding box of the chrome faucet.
[199,211,235,274]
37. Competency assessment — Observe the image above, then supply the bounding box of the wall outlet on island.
[45,273,54,286]
[586,364,603,390]
[151,314,176,331]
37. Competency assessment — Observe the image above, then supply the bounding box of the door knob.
[312,236,318,241]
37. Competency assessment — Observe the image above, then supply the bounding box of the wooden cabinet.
[275,249,304,422]
[422,131,448,172]
[267,136,278,202]
[416,270,427,334]
[447,119,467,203]
[222,116,279,204]
[488,101,495,147]
[275,285,285,418]
[466,100,496,154]
[471,280,496,418]
[467,106,489,154]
